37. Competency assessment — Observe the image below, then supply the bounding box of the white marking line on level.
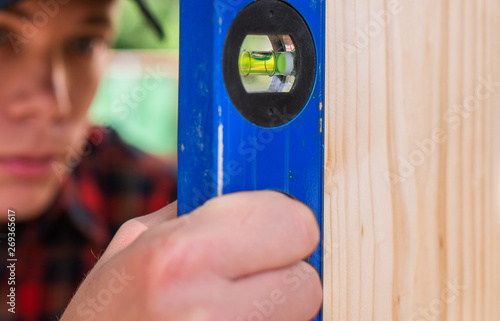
[217,123,224,197]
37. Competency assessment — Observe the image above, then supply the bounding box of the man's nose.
[5,50,71,122]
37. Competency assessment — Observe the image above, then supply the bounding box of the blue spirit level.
[178,0,324,319]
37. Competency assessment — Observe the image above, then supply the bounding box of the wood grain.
[323,0,500,320]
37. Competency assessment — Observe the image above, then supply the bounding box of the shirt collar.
[59,173,111,247]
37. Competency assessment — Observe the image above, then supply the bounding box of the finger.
[227,261,322,321]
[97,201,178,266]
[145,191,320,279]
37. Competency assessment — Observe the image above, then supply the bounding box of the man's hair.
[0,0,165,38]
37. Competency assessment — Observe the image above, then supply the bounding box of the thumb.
[96,201,178,268]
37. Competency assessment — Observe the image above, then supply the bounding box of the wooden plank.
[323,0,500,320]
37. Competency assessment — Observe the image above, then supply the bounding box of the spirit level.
[178,1,324,319]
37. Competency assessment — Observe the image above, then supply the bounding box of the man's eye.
[0,28,9,47]
[69,37,104,54]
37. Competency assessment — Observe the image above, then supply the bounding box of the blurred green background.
[89,0,179,161]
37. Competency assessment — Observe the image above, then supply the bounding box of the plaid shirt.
[0,127,177,321]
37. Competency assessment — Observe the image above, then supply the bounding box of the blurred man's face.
[0,0,116,221]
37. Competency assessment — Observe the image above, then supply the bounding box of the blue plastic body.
[178,1,324,319]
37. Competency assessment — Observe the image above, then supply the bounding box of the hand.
[61,191,322,321]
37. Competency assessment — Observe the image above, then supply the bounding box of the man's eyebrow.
[2,8,112,28]
[4,7,30,19]
[81,14,113,27]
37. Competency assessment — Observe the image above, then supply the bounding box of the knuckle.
[140,234,208,314]
[165,234,205,268]
[190,310,226,321]
[110,218,149,248]
[116,218,146,236]
[145,232,206,283]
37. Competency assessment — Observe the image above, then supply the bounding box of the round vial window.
[222,0,316,127]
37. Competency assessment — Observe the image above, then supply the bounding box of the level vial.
[239,50,295,77]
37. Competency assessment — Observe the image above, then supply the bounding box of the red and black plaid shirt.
[0,127,177,321]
